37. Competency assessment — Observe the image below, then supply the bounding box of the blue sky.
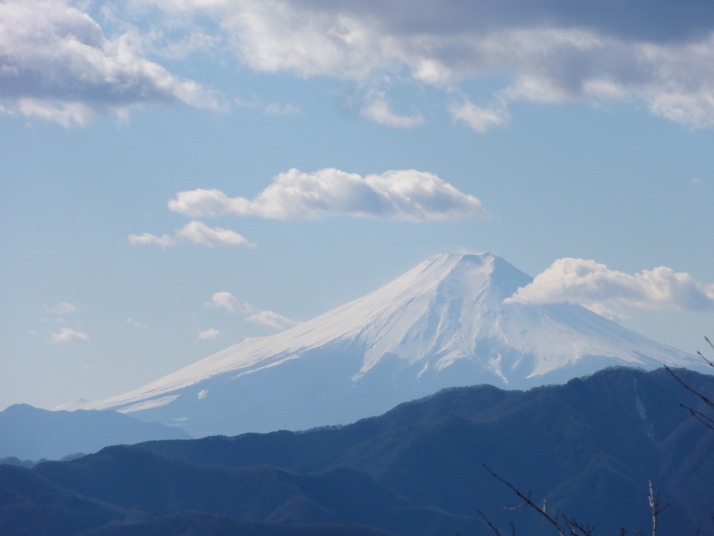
[1,0,713,410]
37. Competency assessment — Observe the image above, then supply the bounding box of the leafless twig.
[648,480,673,536]
[482,463,599,536]
[477,511,516,536]
[664,366,714,413]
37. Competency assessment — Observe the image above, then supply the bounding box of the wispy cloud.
[45,302,77,315]
[0,0,220,125]
[129,222,254,249]
[360,93,424,128]
[245,310,300,331]
[449,100,509,133]
[207,291,300,331]
[207,291,252,314]
[176,221,254,248]
[506,258,714,320]
[169,168,488,222]
[235,97,301,116]
[128,233,175,249]
[263,102,300,115]
[126,318,147,329]
[50,327,89,344]
[197,328,220,341]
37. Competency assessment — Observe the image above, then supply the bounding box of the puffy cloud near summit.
[507,258,714,320]
[169,168,488,222]
[0,0,219,125]
[142,0,714,128]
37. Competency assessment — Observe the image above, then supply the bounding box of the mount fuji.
[58,253,704,437]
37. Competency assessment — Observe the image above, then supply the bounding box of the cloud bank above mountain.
[508,258,714,320]
[169,168,487,221]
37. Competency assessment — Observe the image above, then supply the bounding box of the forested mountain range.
[2,367,713,535]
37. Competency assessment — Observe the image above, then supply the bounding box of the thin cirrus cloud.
[50,327,89,344]
[506,258,714,321]
[141,0,714,128]
[169,168,488,222]
[129,221,254,249]
[207,291,300,331]
[0,0,220,125]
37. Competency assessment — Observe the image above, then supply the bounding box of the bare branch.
[648,480,674,536]
[562,515,596,535]
[697,351,714,369]
[680,404,714,431]
[704,336,714,359]
[483,463,566,536]
[664,366,714,412]
[478,511,505,536]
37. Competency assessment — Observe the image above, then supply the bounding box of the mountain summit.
[59,253,703,436]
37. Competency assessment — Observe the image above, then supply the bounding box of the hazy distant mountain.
[0,404,191,460]
[58,253,703,437]
[3,368,713,536]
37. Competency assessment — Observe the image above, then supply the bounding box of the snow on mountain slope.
[57,253,705,436]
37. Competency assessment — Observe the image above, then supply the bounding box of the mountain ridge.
[4,367,712,536]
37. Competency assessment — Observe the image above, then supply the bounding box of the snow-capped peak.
[57,253,704,437]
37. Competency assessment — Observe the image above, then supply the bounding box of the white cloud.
[0,0,220,125]
[207,291,300,331]
[126,318,147,329]
[50,327,89,344]
[129,222,254,248]
[360,93,424,128]
[235,97,301,115]
[129,233,175,248]
[169,168,488,221]
[506,258,714,320]
[246,310,301,330]
[138,0,714,128]
[449,100,509,133]
[45,302,77,315]
[207,291,252,314]
[197,327,220,340]
[175,221,254,248]
[263,102,300,115]
[197,389,208,399]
